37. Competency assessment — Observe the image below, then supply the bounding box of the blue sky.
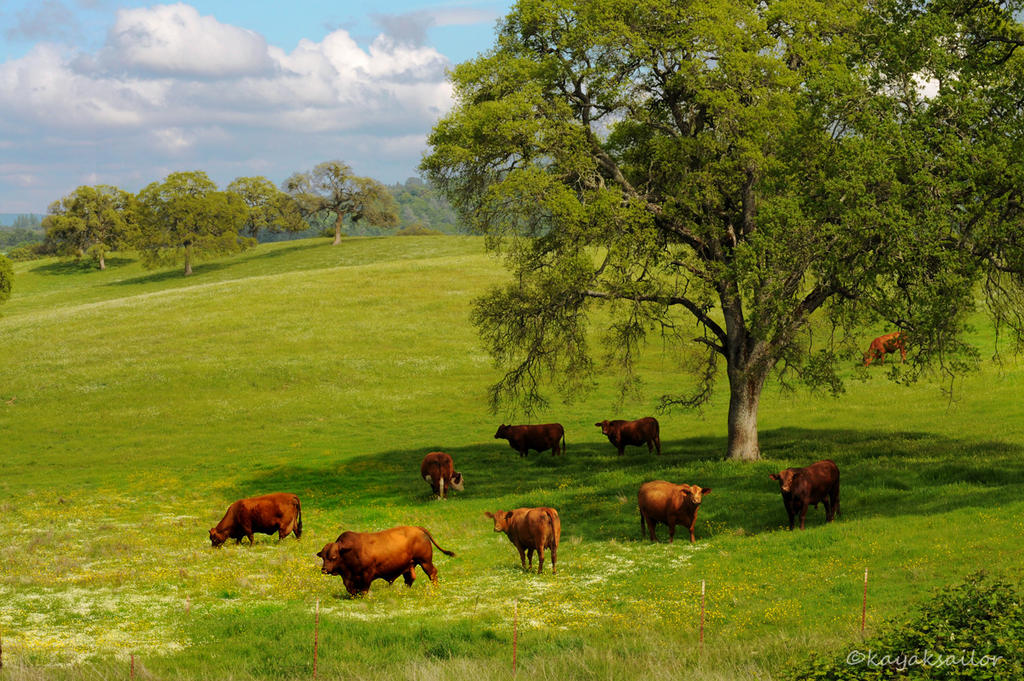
[0,1,512,212]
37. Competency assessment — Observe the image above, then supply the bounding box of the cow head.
[677,485,711,506]
[494,425,509,439]
[770,469,798,493]
[594,420,611,435]
[451,471,465,491]
[316,541,352,576]
[209,527,228,547]
[484,510,514,533]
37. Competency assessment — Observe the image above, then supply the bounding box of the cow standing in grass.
[595,417,661,456]
[769,460,841,530]
[485,507,561,574]
[494,423,565,457]
[863,331,906,366]
[637,481,710,543]
[209,493,302,546]
[420,451,464,499]
[316,526,455,596]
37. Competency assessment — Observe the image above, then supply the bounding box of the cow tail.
[294,498,303,538]
[546,508,561,547]
[420,527,456,557]
[561,429,566,455]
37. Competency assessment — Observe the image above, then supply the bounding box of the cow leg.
[518,547,527,570]
[786,502,795,531]
[536,546,545,574]
[823,498,832,522]
[688,523,696,544]
[403,567,416,586]
[647,439,654,454]
[833,487,841,518]
[421,561,439,585]
[526,548,534,569]
[655,435,661,455]
[668,521,676,543]
[798,503,808,530]
[647,518,658,542]
[617,445,625,456]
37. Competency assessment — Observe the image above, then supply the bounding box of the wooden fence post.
[313,599,320,680]
[861,568,869,637]
[512,600,518,675]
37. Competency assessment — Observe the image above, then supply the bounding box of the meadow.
[1,235,1022,680]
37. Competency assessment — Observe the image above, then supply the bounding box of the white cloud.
[101,3,274,78]
[0,3,459,210]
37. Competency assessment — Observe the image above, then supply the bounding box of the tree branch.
[583,288,727,349]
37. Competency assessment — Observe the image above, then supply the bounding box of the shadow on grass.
[107,261,233,286]
[232,427,1024,544]
[30,257,134,275]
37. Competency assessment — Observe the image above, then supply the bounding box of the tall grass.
[1,236,1022,680]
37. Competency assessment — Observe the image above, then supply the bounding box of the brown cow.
[209,493,302,547]
[420,451,464,499]
[316,526,455,595]
[595,417,661,456]
[494,423,565,457]
[638,481,710,543]
[769,459,841,530]
[484,507,561,574]
[863,331,906,366]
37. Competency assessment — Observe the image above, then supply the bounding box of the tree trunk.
[332,214,344,245]
[184,243,193,276]
[98,250,106,270]
[725,364,767,461]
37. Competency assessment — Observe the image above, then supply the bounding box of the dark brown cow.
[420,451,464,499]
[316,526,455,595]
[484,507,561,574]
[769,459,841,530]
[595,417,661,456]
[863,331,906,366]
[637,481,710,543]
[494,423,565,457]
[209,493,302,547]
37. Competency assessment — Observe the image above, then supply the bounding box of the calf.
[863,331,906,366]
[316,526,455,596]
[494,423,565,457]
[420,451,464,499]
[209,492,302,547]
[595,417,661,456]
[484,507,561,574]
[769,459,841,530]
[638,480,710,543]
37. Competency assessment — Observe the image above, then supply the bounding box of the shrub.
[785,573,1024,680]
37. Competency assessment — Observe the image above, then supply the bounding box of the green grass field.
[2,235,1022,680]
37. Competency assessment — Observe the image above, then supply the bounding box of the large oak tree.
[284,161,399,245]
[227,176,306,240]
[45,185,134,270]
[422,0,1024,460]
[135,171,251,277]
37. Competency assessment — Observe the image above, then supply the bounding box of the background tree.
[422,0,1024,460]
[0,254,12,306]
[284,161,399,245]
[45,185,134,270]
[226,176,306,240]
[135,171,251,277]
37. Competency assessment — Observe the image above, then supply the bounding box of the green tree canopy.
[135,171,251,277]
[284,161,399,245]
[226,176,307,240]
[0,254,12,306]
[423,0,1024,460]
[45,185,135,270]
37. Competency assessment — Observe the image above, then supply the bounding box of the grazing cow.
[484,507,561,574]
[494,423,565,457]
[316,526,455,596]
[209,493,302,547]
[637,481,710,543]
[769,460,841,530]
[863,331,906,366]
[420,451,464,499]
[595,417,661,456]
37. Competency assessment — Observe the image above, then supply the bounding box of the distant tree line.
[19,161,425,277]
[0,214,45,256]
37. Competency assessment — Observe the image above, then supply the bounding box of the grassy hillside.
[1,236,1022,680]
